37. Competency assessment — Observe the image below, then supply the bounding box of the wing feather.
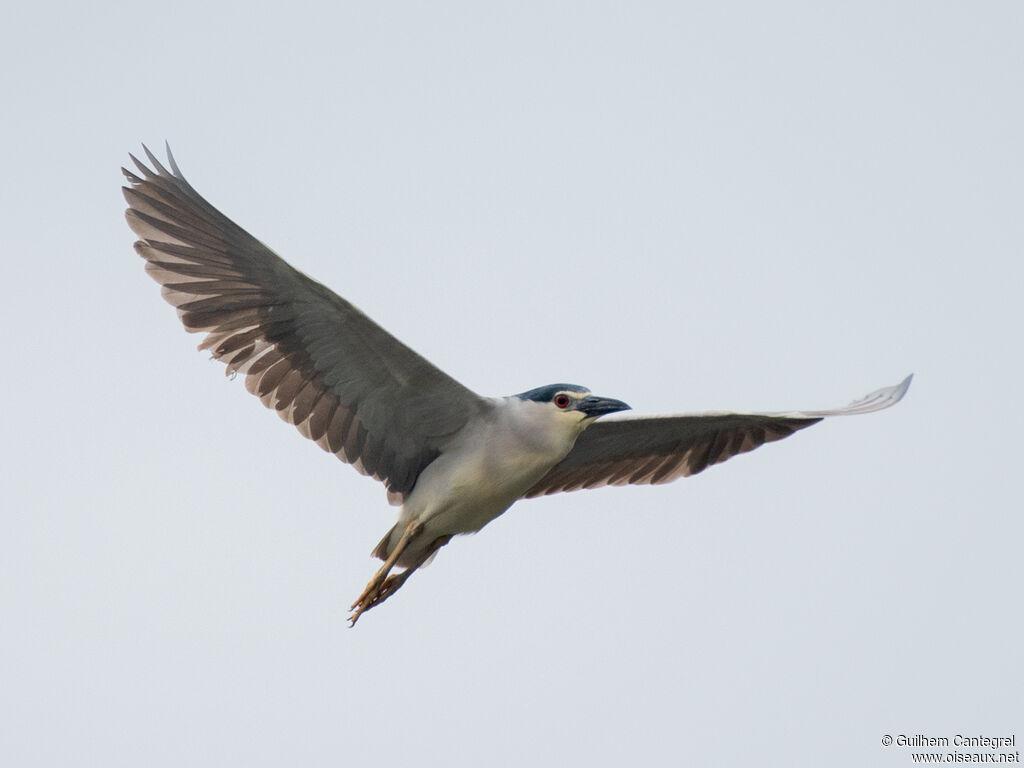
[523,376,911,498]
[125,145,488,503]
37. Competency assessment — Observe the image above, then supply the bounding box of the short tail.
[371,523,454,568]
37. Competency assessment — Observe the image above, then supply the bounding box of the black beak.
[579,395,631,419]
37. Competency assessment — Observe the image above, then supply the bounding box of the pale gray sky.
[3,2,1022,766]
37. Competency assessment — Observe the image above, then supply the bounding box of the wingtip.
[774,372,914,419]
[856,373,913,410]
[893,373,913,402]
[128,142,182,179]
[128,151,150,178]
[142,143,172,176]
[164,140,183,177]
[841,372,913,415]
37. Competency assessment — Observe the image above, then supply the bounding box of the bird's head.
[514,384,630,424]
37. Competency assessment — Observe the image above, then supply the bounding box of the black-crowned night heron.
[124,146,911,625]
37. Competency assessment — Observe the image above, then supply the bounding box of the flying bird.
[124,145,911,625]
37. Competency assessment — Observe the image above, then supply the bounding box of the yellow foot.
[348,570,414,626]
[348,521,422,627]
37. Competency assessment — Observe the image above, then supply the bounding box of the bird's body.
[124,145,911,624]
[379,392,599,566]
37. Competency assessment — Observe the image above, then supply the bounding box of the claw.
[348,571,415,625]
[346,529,455,626]
[347,520,423,626]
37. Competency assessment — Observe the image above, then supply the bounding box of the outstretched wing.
[523,375,912,497]
[124,145,488,504]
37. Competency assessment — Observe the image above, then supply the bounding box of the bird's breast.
[399,414,581,537]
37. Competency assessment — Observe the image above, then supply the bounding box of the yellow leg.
[348,520,422,625]
[347,531,454,626]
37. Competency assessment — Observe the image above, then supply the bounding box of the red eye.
[554,394,570,409]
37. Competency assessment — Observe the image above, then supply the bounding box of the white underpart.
[386,396,589,566]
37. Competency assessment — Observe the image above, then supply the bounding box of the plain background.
[3,2,1021,766]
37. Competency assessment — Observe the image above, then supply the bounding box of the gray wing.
[523,375,912,498]
[124,145,488,504]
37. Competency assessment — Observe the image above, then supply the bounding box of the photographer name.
[897,735,1016,750]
